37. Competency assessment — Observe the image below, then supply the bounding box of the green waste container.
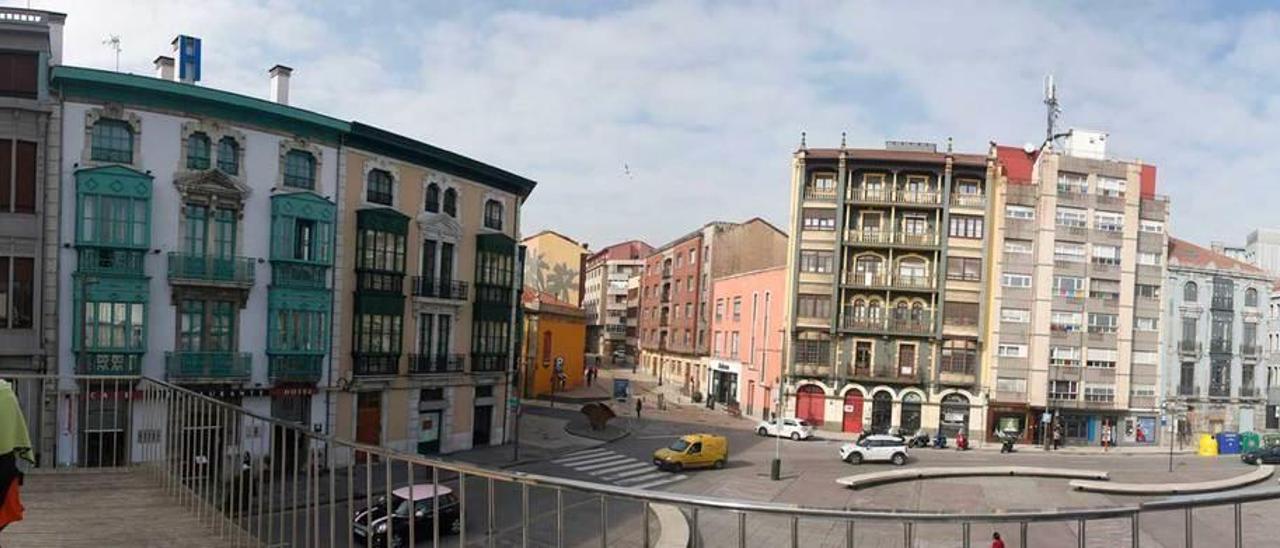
[1241,432,1261,452]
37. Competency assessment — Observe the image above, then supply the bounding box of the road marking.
[615,471,671,486]
[630,474,686,490]
[553,451,620,465]
[569,456,635,471]
[588,461,652,476]
[602,466,661,481]
[551,448,612,463]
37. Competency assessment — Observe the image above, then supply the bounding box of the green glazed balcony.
[268,354,324,383]
[168,252,256,288]
[165,351,252,382]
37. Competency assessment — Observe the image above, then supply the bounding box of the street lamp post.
[767,327,785,481]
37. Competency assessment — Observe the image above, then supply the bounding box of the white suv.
[755,418,814,440]
[839,435,909,465]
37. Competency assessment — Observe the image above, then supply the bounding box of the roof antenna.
[800,131,807,150]
[1044,74,1063,150]
[103,35,122,72]
[840,131,847,150]
[946,137,953,153]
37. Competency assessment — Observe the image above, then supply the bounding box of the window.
[1091,244,1119,266]
[949,215,983,239]
[1135,317,1158,332]
[946,257,981,281]
[1094,212,1124,232]
[1097,176,1126,197]
[1137,252,1161,266]
[793,337,830,364]
[1054,276,1084,298]
[1132,351,1158,365]
[852,340,872,371]
[272,307,329,353]
[799,250,833,273]
[1004,239,1033,254]
[1057,173,1087,194]
[1050,346,1080,367]
[355,313,403,353]
[79,193,149,248]
[715,299,724,320]
[186,132,211,170]
[484,200,504,230]
[714,331,723,355]
[443,188,457,217]
[216,137,239,175]
[689,249,696,264]
[1246,288,1259,307]
[82,300,145,350]
[997,344,1027,358]
[179,299,236,352]
[996,377,1027,393]
[1002,273,1031,288]
[796,295,830,318]
[1087,349,1117,368]
[1184,282,1198,303]
[0,140,36,213]
[366,169,394,205]
[1090,279,1120,301]
[1001,308,1029,323]
[424,183,440,213]
[0,257,33,329]
[1136,284,1159,299]
[943,302,978,326]
[91,119,134,163]
[1055,206,1087,228]
[940,340,977,374]
[0,52,38,98]
[684,302,692,319]
[282,150,316,189]
[802,208,836,231]
[1088,313,1118,334]
[1131,385,1157,398]
[809,173,836,195]
[1054,242,1085,263]
[1005,205,1035,220]
[1050,311,1082,332]
[730,332,740,358]
[1140,220,1163,233]
[357,228,406,273]
[732,297,741,321]
[1084,385,1115,403]
[1049,380,1078,400]
[686,276,693,293]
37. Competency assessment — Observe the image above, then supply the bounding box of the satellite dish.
[1022,143,1035,154]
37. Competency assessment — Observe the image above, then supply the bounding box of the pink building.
[707,266,786,420]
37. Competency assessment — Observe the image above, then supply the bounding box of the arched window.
[186,132,211,170]
[424,183,440,213]
[911,301,925,321]
[91,119,133,163]
[217,136,239,175]
[852,299,866,318]
[868,300,882,320]
[484,199,504,230]
[1246,288,1259,307]
[366,169,393,205]
[443,188,457,217]
[1184,281,1198,303]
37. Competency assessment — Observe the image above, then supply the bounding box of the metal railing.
[408,353,465,375]
[950,193,986,208]
[410,277,469,300]
[168,252,256,286]
[271,261,329,289]
[10,374,1280,547]
[164,351,252,381]
[352,352,400,376]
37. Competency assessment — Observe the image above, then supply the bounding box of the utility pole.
[767,327,785,481]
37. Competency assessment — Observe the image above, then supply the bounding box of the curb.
[837,466,1110,489]
[1070,464,1275,495]
[651,503,691,548]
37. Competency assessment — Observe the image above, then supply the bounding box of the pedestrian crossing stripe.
[570,457,635,472]
[631,475,686,490]
[616,471,668,486]
[551,448,612,463]
[552,451,617,465]
[587,461,651,476]
[600,466,660,481]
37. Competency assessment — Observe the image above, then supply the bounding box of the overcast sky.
[27,0,1280,250]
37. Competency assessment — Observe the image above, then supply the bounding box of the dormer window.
[186,132,211,170]
[91,119,133,163]
[218,137,239,175]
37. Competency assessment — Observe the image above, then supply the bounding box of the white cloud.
[28,0,1280,249]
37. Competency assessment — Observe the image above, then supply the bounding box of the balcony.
[164,351,252,382]
[410,277,469,300]
[1095,194,1126,211]
[352,352,399,376]
[840,309,934,336]
[1212,296,1234,310]
[1242,344,1261,361]
[1240,386,1261,399]
[77,247,146,276]
[848,187,892,203]
[1178,383,1199,397]
[844,229,893,245]
[1178,340,1202,357]
[1209,384,1230,399]
[894,190,942,206]
[849,361,923,383]
[408,353,465,375]
[1209,338,1232,354]
[950,193,986,208]
[271,262,328,289]
[167,252,255,287]
[356,270,405,294]
[75,352,142,376]
[803,186,837,202]
[472,352,509,373]
[268,354,324,383]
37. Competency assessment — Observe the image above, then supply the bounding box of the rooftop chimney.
[154,56,174,81]
[269,64,292,105]
[171,35,201,83]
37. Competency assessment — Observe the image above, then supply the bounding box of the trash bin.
[1241,432,1261,452]
[1198,433,1218,456]
[1217,432,1241,455]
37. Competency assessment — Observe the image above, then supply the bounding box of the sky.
[23,0,1280,251]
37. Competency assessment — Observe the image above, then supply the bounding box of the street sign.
[508,397,519,407]
[613,378,630,401]
[554,357,564,374]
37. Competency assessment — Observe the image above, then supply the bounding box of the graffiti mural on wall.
[525,248,580,303]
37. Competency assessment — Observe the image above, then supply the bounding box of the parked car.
[652,434,728,472]
[839,434,910,466]
[353,484,461,547]
[755,418,815,440]
[1241,445,1280,465]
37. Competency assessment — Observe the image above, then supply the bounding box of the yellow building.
[522,230,590,306]
[520,289,588,397]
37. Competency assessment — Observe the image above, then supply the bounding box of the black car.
[1241,445,1280,465]
[353,484,461,547]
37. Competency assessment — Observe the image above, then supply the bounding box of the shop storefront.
[708,360,741,408]
[987,402,1031,443]
[900,393,922,434]
[938,393,970,438]
[870,392,892,434]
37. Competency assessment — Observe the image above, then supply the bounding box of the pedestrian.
[1102,421,1113,452]
[991,532,1005,548]
[636,397,643,420]
[0,379,33,541]
[1052,423,1062,450]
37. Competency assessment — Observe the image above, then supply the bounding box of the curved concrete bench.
[837,466,1110,489]
[1070,465,1274,495]
[651,503,691,548]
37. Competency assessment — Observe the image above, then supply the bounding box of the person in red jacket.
[991,532,1005,548]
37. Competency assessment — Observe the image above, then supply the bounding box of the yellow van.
[652,434,728,472]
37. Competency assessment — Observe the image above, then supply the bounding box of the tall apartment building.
[638,219,785,399]
[626,273,641,359]
[1246,229,1280,275]
[985,131,1168,446]
[784,141,992,438]
[1164,238,1271,435]
[1268,283,1280,425]
[583,240,653,360]
[0,8,65,466]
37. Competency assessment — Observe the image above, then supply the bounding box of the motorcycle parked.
[997,430,1020,453]
[932,432,948,449]
[955,431,970,451]
[906,429,931,448]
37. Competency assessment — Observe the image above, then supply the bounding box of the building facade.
[1268,283,1280,426]
[519,289,587,398]
[1246,228,1280,275]
[0,8,64,466]
[1165,238,1271,436]
[583,240,652,360]
[784,142,992,438]
[985,133,1168,446]
[522,230,588,307]
[331,123,533,459]
[707,266,785,420]
[639,219,785,400]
